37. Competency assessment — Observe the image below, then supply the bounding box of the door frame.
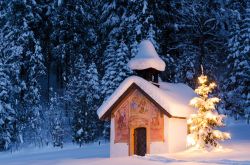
[129,126,150,156]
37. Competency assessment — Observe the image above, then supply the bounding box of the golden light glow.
[187,134,196,147]
[187,118,192,124]
[198,75,207,84]
[190,99,197,106]
[205,111,217,120]
[212,130,223,138]
[187,73,230,149]
[210,82,216,88]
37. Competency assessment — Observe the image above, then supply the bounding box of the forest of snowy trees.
[0,0,249,151]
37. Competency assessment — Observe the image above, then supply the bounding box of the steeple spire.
[128,40,165,85]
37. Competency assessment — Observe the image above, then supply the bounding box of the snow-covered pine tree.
[101,39,118,100]
[223,3,250,122]
[64,74,79,123]
[130,38,138,58]
[70,56,88,146]
[0,58,16,151]
[50,0,101,91]
[84,62,103,142]
[100,0,125,38]
[147,24,159,51]
[85,63,100,106]
[81,1,103,66]
[100,0,127,69]
[160,54,175,82]
[128,0,152,39]
[125,0,160,47]
[22,42,45,146]
[101,39,132,140]
[48,91,65,148]
[62,71,78,142]
[50,2,78,90]
[171,0,229,87]
[0,0,45,147]
[174,47,198,87]
[113,40,132,87]
[238,3,250,123]
[222,21,243,119]
[64,55,87,117]
[15,37,45,147]
[188,74,230,150]
[100,0,133,99]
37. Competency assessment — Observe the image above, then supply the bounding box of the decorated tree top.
[190,75,219,112]
[187,73,231,150]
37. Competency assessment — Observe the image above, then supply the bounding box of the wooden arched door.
[134,127,147,156]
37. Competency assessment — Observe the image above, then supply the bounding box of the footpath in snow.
[0,121,249,165]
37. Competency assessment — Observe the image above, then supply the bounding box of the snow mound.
[97,76,196,119]
[128,40,166,71]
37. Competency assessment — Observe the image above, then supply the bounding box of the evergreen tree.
[238,3,250,122]
[101,39,118,100]
[70,59,103,144]
[0,58,16,151]
[127,0,158,43]
[50,0,85,90]
[0,0,45,146]
[85,63,100,105]
[70,56,87,146]
[188,74,230,150]
[101,40,132,140]
[147,24,159,51]
[22,42,45,146]
[84,62,103,141]
[222,22,242,118]
[222,4,250,122]
[130,39,138,58]
[102,39,131,99]
[48,92,65,148]
[113,41,132,87]
[171,1,230,87]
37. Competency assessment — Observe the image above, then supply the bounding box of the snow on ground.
[0,121,250,165]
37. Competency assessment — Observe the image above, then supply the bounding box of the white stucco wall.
[167,117,187,153]
[150,142,168,154]
[110,118,128,157]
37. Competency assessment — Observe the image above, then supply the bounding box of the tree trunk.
[199,37,205,74]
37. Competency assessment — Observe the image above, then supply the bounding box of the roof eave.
[99,82,187,121]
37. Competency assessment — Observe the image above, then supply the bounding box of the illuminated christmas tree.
[187,73,231,150]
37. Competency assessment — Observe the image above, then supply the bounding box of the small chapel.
[97,40,196,157]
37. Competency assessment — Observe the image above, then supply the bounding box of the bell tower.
[128,40,165,86]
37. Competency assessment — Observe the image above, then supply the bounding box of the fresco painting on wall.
[114,102,129,143]
[150,102,164,141]
[114,89,164,143]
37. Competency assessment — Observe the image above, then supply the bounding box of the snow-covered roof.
[97,76,197,119]
[128,40,166,71]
